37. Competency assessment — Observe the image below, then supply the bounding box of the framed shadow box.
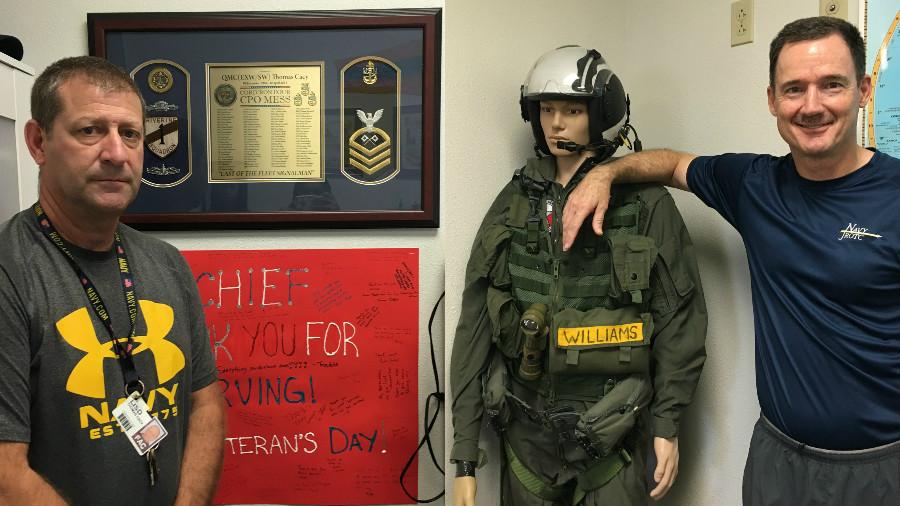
[88,9,440,229]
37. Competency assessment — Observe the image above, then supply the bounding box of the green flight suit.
[450,156,707,505]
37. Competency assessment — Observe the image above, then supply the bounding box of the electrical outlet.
[731,0,754,47]
[820,0,849,20]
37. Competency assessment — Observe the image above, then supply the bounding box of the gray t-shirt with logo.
[0,208,217,505]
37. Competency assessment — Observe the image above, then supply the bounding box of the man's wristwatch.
[455,460,476,477]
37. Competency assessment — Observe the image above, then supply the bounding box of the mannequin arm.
[452,476,477,506]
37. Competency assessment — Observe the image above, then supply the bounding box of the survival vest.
[486,156,669,379]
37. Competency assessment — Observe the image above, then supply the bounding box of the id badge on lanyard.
[112,392,167,485]
[34,203,166,485]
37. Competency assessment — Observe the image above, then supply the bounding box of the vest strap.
[619,346,632,364]
[504,439,567,501]
[504,439,632,504]
[605,213,638,229]
[575,448,632,493]
[509,275,550,296]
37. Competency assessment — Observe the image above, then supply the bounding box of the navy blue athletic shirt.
[688,150,900,450]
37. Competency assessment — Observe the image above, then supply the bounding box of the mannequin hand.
[453,476,476,506]
[649,436,679,500]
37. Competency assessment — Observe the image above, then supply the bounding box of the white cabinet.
[0,52,36,220]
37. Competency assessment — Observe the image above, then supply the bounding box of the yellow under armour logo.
[56,300,186,399]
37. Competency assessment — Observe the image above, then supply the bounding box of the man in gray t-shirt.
[0,56,224,505]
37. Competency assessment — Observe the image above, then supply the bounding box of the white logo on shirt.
[838,223,883,241]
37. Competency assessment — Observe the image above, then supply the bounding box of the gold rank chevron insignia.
[56,300,186,399]
[348,127,392,175]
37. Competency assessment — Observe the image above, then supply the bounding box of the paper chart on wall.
[863,0,900,155]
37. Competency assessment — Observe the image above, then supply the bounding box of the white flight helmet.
[520,45,631,158]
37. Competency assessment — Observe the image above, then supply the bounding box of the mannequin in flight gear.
[449,45,707,505]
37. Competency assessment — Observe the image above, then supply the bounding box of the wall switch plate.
[731,0,754,47]
[820,0,849,20]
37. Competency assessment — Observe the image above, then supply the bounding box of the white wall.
[0,2,445,506]
[444,1,859,506]
[4,0,866,505]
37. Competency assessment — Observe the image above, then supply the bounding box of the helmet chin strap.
[572,148,612,182]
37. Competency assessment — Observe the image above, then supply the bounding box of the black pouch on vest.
[486,286,524,359]
[481,353,511,427]
[548,305,653,376]
[607,234,657,305]
[576,374,653,456]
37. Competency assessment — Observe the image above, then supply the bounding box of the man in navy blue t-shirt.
[560,16,900,506]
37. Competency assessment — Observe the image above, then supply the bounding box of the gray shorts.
[743,415,900,506]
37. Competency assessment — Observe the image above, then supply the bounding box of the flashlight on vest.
[519,303,549,381]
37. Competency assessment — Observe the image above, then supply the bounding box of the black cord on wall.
[399,292,445,503]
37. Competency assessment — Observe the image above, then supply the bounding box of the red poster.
[182,248,419,505]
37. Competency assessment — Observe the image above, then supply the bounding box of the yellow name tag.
[557,323,644,347]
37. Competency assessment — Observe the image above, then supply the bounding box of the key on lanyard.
[147,448,159,487]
